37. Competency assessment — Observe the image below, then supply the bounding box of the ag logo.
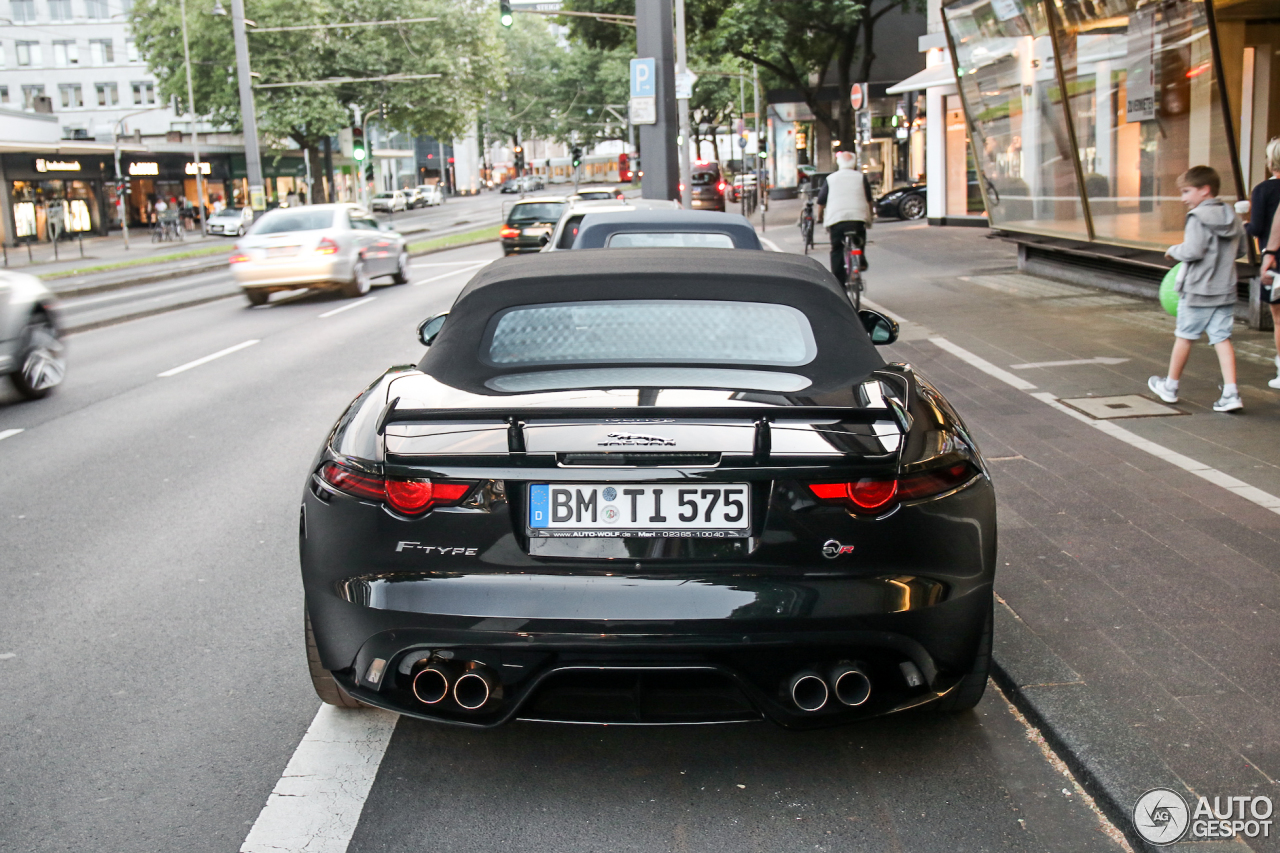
[822,539,855,559]
[1133,788,1190,845]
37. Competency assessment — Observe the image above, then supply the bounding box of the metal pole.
[438,138,447,195]
[113,132,128,250]
[754,64,766,226]
[674,0,691,209]
[180,0,206,237]
[230,0,265,214]
[303,147,313,203]
[635,0,678,200]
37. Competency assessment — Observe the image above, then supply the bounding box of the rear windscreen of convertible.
[482,300,817,367]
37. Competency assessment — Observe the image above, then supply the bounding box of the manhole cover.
[1059,395,1184,419]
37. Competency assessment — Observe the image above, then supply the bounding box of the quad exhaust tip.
[788,662,873,712]
[411,662,456,705]
[453,664,499,710]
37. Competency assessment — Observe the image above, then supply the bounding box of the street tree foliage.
[481,14,630,155]
[131,0,502,156]
[560,0,923,151]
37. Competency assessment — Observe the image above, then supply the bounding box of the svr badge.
[822,539,855,559]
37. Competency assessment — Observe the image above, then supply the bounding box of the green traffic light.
[353,147,366,161]
[500,12,512,26]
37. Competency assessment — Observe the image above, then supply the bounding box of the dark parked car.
[875,183,927,220]
[571,209,762,249]
[299,249,997,728]
[500,197,568,255]
[690,162,726,211]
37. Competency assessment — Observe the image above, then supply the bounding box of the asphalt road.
[0,237,1129,853]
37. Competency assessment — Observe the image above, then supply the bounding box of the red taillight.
[808,463,974,514]
[499,224,521,239]
[229,249,249,263]
[315,237,339,255]
[320,463,475,516]
[718,181,726,192]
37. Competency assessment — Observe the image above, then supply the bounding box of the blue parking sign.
[630,57,655,98]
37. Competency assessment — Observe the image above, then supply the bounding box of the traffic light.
[351,128,366,163]
[499,0,512,27]
[571,146,582,168]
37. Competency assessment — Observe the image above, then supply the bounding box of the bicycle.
[799,190,815,255]
[842,229,866,311]
[152,212,183,243]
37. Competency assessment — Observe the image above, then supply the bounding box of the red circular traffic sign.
[850,83,864,110]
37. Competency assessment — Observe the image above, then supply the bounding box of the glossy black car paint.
[875,184,927,220]
[500,198,567,255]
[300,252,996,729]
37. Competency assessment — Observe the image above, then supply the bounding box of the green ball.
[1158,263,1182,316]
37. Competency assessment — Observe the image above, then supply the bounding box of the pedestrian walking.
[1148,165,1247,412]
[1251,138,1280,388]
[816,150,874,283]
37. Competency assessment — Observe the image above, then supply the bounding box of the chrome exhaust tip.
[453,664,499,711]
[411,662,455,705]
[830,662,872,707]
[788,670,830,712]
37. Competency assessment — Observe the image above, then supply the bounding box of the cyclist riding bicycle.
[815,150,874,283]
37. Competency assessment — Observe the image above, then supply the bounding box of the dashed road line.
[239,705,398,853]
[157,339,259,377]
[0,428,24,442]
[412,260,492,287]
[319,296,376,319]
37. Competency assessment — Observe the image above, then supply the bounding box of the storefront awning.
[885,62,957,95]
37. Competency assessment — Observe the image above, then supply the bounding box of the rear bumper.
[232,255,352,288]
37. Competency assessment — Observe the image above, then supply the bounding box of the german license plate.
[528,483,750,538]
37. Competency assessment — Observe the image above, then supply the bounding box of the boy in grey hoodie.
[1148,166,1247,413]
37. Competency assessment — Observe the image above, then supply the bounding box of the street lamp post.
[674,0,691,208]
[224,0,265,213]
[179,0,206,236]
[112,107,162,250]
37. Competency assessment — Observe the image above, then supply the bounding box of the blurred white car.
[371,191,407,213]
[204,206,254,237]
[229,204,409,305]
[415,185,444,207]
[0,269,64,399]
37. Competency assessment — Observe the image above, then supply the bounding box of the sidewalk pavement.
[762,201,1280,851]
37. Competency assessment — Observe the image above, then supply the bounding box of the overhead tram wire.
[247,16,440,32]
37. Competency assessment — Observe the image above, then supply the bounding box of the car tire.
[244,289,269,307]
[305,610,366,709]
[391,250,410,284]
[341,259,371,299]
[933,593,992,712]
[9,311,65,399]
[899,194,926,220]
[236,225,245,237]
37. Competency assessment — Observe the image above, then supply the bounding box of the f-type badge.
[822,539,856,559]
[598,432,676,447]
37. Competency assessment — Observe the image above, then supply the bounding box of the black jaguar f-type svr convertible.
[300,249,996,729]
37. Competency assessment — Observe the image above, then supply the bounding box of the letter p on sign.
[631,58,655,98]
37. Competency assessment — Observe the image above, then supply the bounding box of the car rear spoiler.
[376,397,908,459]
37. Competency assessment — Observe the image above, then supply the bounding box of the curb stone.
[991,598,1249,853]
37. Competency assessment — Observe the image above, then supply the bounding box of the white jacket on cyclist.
[819,156,872,227]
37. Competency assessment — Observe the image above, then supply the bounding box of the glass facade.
[944,0,1247,252]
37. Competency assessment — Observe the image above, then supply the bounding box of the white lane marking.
[409,260,495,267]
[759,236,782,252]
[929,336,1038,391]
[239,705,398,853]
[0,429,24,442]
[926,336,1280,517]
[319,296,376,319]
[412,260,492,287]
[1010,357,1129,369]
[157,339,259,377]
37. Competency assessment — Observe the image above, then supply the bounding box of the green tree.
[481,13,563,153]
[131,0,502,171]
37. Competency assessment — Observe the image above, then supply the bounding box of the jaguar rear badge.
[822,539,856,559]
[598,432,676,447]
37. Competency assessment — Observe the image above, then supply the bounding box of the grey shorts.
[1175,301,1234,344]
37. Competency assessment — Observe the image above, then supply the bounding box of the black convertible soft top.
[418,248,882,395]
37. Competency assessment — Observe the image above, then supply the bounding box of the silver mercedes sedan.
[229,204,410,305]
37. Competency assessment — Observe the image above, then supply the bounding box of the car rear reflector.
[808,463,975,514]
[499,225,521,239]
[315,237,339,255]
[319,462,475,516]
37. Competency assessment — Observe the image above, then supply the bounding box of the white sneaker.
[1269,375,1280,390]
[1213,392,1243,413]
[1148,376,1178,403]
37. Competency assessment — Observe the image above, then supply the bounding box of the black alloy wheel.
[899,193,926,220]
